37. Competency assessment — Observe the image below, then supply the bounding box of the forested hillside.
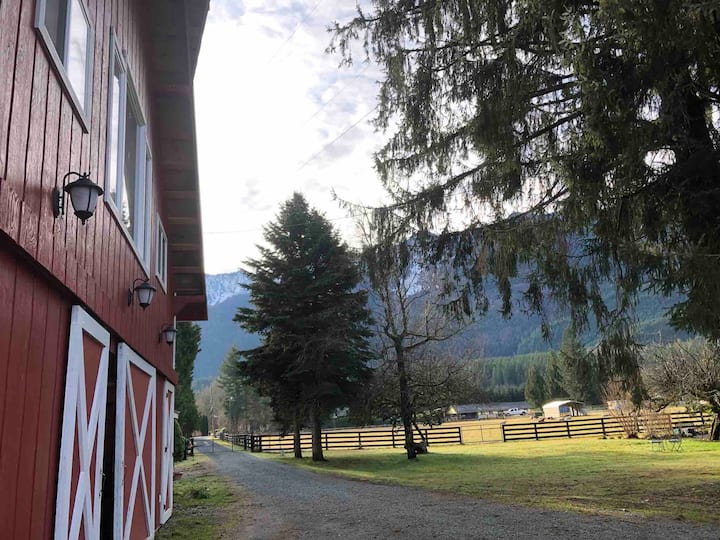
[193,272,687,390]
[194,285,258,387]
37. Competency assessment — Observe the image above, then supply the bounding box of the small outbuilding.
[447,404,482,420]
[542,400,585,419]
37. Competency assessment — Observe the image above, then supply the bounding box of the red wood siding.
[0,0,177,381]
[0,247,70,540]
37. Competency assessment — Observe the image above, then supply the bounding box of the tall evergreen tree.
[544,352,566,401]
[218,347,274,433]
[235,193,373,461]
[333,1,720,385]
[524,364,546,408]
[558,325,595,403]
[175,322,201,436]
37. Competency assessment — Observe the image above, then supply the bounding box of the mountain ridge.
[193,271,686,386]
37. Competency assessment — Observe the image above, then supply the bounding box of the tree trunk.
[395,342,416,459]
[412,419,427,445]
[711,412,720,441]
[293,414,303,459]
[311,404,325,461]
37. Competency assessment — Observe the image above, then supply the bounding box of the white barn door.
[54,306,110,540]
[115,344,156,540]
[159,381,175,524]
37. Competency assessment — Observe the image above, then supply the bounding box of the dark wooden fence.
[500,412,711,442]
[220,426,462,453]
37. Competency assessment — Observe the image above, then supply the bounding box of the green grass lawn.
[156,454,244,539]
[267,438,719,523]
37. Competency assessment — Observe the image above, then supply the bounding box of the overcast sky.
[195,0,386,274]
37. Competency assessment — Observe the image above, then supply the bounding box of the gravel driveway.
[197,440,718,540]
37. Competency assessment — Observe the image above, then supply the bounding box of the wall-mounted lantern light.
[128,278,156,309]
[52,171,104,224]
[160,324,177,345]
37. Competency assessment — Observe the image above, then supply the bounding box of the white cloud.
[195,0,386,273]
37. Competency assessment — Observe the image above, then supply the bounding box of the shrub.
[173,419,186,461]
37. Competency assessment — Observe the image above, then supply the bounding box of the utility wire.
[300,63,373,128]
[266,0,325,65]
[204,214,355,235]
[297,105,378,171]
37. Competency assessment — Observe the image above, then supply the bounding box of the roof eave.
[151,0,209,321]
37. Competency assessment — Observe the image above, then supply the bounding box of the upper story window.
[35,0,93,129]
[105,32,152,270]
[156,218,168,290]
[142,146,154,265]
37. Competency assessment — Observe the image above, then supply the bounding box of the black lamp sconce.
[128,278,156,309]
[160,324,177,345]
[52,171,104,224]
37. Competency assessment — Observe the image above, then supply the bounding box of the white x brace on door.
[115,343,156,540]
[54,306,110,540]
[159,381,175,524]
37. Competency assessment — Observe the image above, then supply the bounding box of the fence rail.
[500,412,711,442]
[220,426,462,453]
[216,412,711,452]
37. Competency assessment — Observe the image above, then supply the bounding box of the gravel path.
[196,439,719,540]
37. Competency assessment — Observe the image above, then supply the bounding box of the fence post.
[501,422,506,442]
[258,435,263,453]
[458,426,463,445]
[392,429,396,448]
[533,423,539,441]
[566,420,571,438]
[324,432,329,450]
[358,432,362,449]
[601,417,606,437]
[700,410,705,428]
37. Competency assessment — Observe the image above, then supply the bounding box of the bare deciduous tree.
[356,215,477,458]
[643,340,720,440]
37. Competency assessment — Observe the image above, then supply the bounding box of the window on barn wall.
[105,31,153,271]
[143,146,154,265]
[156,218,168,291]
[35,0,93,130]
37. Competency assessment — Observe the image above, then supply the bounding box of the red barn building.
[0,0,209,538]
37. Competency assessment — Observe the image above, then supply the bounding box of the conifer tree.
[175,322,201,436]
[558,326,592,403]
[544,352,566,402]
[333,1,720,384]
[235,193,373,461]
[524,364,546,408]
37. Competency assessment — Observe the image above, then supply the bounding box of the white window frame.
[35,0,93,131]
[156,217,168,292]
[104,30,152,273]
[143,143,154,265]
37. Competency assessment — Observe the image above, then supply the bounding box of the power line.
[266,0,325,65]
[300,63,373,128]
[204,214,355,235]
[297,105,378,171]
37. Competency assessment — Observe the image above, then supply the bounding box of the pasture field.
[270,438,720,524]
[329,410,611,444]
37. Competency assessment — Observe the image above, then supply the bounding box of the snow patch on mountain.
[205,271,247,306]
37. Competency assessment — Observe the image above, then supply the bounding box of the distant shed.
[447,404,481,420]
[542,400,585,418]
